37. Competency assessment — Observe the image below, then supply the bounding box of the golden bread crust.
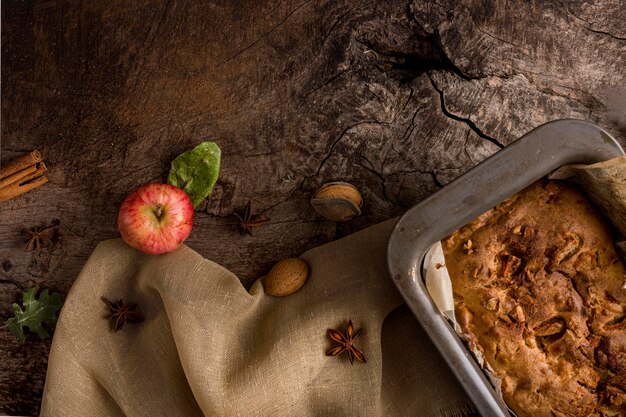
[443,180,626,417]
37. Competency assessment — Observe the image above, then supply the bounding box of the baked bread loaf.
[442,180,626,417]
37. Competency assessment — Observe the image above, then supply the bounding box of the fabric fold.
[41,219,471,417]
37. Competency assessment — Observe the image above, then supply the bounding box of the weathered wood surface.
[1,0,625,414]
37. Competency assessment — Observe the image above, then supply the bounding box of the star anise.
[231,200,270,236]
[326,319,366,365]
[101,297,144,332]
[24,226,56,252]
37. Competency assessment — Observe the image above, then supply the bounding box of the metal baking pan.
[386,119,625,416]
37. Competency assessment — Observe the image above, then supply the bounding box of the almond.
[263,258,309,297]
[311,182,362,222]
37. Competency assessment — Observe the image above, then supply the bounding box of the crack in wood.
[428,170,443,188]
[429,32,476,82]
[388,167,444,187]
[310,120,388,178]
[427,73,505,149]
[303,68,353,98]
[456,3,526,51]
[379,100,424,184]
[217,0,312,66]
[290,3,366,92]
[0,278,25,289]
[582,26,626,41]
[356,152,391,203]
[562,4,626,42]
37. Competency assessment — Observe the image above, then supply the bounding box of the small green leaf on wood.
[167,141,221,207]
[5,288,63,344]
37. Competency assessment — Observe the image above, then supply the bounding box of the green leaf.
[167,142,221,207]
[5,288,63,344]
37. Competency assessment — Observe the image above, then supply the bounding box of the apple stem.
[155,204,163,219]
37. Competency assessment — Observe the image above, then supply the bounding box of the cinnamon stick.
[0,164,39,189]
[0,161,48,203]
[0,150,42,180]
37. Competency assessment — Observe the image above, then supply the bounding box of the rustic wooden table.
[1,0,625,414]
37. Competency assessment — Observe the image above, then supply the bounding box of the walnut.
[509,305,526,322]
[603,315,626,331]
[457,304,473,329]
[603,384,626,407]
[596,350,609,367]
[522,226,534,238]
[484,297,499,311]
[604,291,618,303]
[494,197,518,213]
[574,251,599,271]
[534,317,566,337]
[443,234,456,249]
[472,265,484,278]
[512,225,534,238]
[552,233,582,264]
[501,254,522,277]
[524,336,537,349]
[462,239,474,254]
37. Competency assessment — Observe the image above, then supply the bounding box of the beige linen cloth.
[41,219,473,417]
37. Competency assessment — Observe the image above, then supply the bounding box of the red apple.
[118,183,194,255]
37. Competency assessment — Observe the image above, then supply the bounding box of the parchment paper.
[550,155,626,270]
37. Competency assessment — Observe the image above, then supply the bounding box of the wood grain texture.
[1,0,625,414]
